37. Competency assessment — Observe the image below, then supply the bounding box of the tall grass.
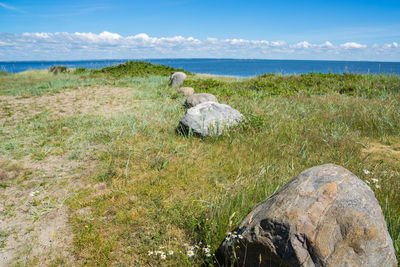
[1,70,399,265]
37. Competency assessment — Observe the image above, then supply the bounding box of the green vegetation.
[92,60,190,77]
[0,64,399,266]
[183,72,400,98]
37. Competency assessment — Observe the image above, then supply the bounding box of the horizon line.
[1,57,400,64]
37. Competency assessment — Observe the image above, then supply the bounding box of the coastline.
[2,58,400,76]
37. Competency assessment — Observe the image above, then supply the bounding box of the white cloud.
[340,42,367,49]
[322,41,334,48]
[0,2,25,13]
[0,31,398,61]
[0,2,17,11]
[293,41,312,49]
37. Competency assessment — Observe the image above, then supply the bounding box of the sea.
[1,58,400,77]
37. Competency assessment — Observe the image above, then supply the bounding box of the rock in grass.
[178,87,194,96]
[49,66,68,74]
[179,101,243,136]
[185,93,217,108]
[169,72,187,87]
[216,164,398,267]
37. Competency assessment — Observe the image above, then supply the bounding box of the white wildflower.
[366,180,370,185]
[187,250,194,257]
[203,247,210,253]
[372,178,379,183]
[363,170,370,175]
[375,184,381,189]
[206,253,211,257]
[238,234,244,239]
[148,251,154,256]
[168,250,174,255]
[160,254,166,260]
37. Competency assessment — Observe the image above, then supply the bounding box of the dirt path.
[0,86,137,266]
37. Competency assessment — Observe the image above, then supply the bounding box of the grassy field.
[0,65,399,266]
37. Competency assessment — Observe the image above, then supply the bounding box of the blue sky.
[0,0,399,61]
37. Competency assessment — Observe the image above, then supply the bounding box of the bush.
[93,61,191,77]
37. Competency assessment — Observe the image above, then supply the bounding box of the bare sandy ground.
[0,86,136,266]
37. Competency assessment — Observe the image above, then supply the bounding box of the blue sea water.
[1,58,400,77]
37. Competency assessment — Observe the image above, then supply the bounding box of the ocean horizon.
[1,58,400,77]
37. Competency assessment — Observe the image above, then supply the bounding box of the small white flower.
[187,250,194,257]
[168,250,174,255]
[232,234,237,238]
[203,248,210,253]
[188,246,194,250]
[159,246,165,249]
[365,180,370,185]
[363,170,370,175]
[206,253,211,257]
[160,254,166,260]
[183,243,189,248]
[238,234,244,239]
[29,190,40,197]
[375,184,381,189]
[148,251,154,256]
[372,178,379,183]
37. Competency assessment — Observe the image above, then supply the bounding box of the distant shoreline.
[2,58,400,76]
[2,58,400,63]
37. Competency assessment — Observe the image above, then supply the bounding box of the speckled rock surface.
[179,101,243,136]
[216,164,397,267]
[169,72,187,87]
[178,87,194,96]
[184,93,217,108]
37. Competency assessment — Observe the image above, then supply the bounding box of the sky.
[0,0,399,61]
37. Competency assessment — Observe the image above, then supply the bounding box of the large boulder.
[169,72,187,87]
[216,164,397,267]
[178,87,194,96]
[185,93,218,108]
[179,102,243,136]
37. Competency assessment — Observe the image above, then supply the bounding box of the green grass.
[92,60,191,77]
[1,65,399,266]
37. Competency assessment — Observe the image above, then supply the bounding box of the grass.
[92,60,191,77]
[0,64,399,265]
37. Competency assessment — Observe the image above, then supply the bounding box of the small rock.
[178,87,194,96]
[169,72,187,87]
[49,66,68,74]
[76,207,91,216]
[185,93,218,108]
[0,169,9,180]
[179,102,243,136]
[216,164,398,267]
[94,182,107,191]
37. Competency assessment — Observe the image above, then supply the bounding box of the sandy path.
[0,86,137,266]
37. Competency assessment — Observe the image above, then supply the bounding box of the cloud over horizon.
[0,31,399,61]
